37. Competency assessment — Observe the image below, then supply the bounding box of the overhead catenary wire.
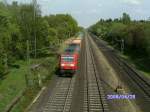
[29,46,56,53]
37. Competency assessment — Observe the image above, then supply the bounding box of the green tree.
[121,13,131,24]
[0,1,80,78]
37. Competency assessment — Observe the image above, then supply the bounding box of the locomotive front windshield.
[65,49,75,53]
[61,57,74,62]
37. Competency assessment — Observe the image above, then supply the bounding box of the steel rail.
[94,35,150,97]
[83,34,109,112]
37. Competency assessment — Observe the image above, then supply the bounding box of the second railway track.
[83,35,109,112]
[91,34,150,111]
[92,35,150,98]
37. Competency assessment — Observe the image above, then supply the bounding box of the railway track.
[93,35,150,97]
[91,34,150,110]
[43,76,76,112]
[112,52,150,97]
[30,34,110,112]
[83,35,109,112]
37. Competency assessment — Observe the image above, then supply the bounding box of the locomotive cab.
[60,54,78,75]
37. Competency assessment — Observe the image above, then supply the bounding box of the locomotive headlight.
[70,64,75,67]
[61,64,65,66]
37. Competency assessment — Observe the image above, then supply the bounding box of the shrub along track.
[91,34,150,112]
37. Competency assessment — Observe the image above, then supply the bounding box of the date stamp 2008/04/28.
[107,94,135,100]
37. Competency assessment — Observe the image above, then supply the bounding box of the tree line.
[0,1,79,78]
[89,13,150,59]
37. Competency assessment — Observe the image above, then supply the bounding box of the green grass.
[0,56,57,112]
[127,57,150,77]
[104,39,150,77]
[0,61,27,112]
[11,88,40,112]
[120,52,150,77]
[11,56,57,112]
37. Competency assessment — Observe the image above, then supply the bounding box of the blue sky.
[8,0,150,27]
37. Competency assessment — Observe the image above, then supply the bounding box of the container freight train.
[59,38,82,76]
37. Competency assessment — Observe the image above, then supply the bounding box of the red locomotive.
[59,54,78,75]
[59,38,82,76]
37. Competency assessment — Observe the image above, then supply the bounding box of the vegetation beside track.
[9,31,82,112]
[0,56,57,112]
[0,1,80,111]
[0,60,26,112]
[10,56,57,112]
[89,13,150,77]
[0,1,80,78]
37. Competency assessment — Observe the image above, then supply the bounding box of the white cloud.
[134,8,148,15]
[72,10,82,14]
[89,9,99,14]
[98,3,102,7]
[40,0,49,1]
[121,0,143,5]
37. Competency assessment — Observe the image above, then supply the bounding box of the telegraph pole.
[115,38,125,92]
[121,39,125,54]
[33,0,37,58]
[25,40,30,87]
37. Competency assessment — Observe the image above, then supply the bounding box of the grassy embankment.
[0,56,57,112]
[11,56,57,112]
[0,60,27,112]
[107,40,150,77]
[121,51,150,77]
